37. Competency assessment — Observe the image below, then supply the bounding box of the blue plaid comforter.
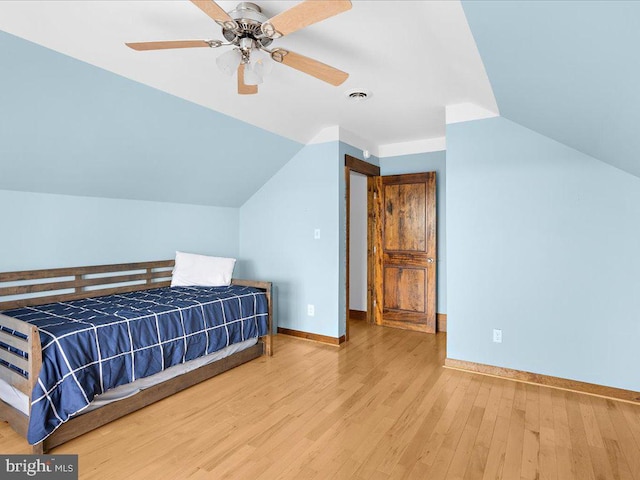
[1,285,268,445]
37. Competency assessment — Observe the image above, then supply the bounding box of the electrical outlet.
[493,329,502,343]
[307,304,315,317]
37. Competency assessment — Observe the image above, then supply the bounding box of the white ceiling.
[0,0,498,153]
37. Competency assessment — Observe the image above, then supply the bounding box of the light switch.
[314,229,321,240]
[493,329,502,343]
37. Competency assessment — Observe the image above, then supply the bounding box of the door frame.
[345,154,380,341]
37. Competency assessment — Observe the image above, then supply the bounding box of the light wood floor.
[1,320,640,479]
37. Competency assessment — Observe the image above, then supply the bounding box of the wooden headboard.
[0,260,175,310]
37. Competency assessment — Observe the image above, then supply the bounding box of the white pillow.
[171,251,236,287]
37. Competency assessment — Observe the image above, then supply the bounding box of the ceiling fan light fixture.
[252,60,269,80]
[216,48,242,76]
[243,63,263,85]
[252,49,274,78]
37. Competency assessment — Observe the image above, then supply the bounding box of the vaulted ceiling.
[1,1,637,207]
[0,30,303,207]
[0,1,498,151]
[462,0,640,178]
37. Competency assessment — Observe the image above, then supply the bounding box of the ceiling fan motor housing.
[223,2,273,47]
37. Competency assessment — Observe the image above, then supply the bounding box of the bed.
[0,259,272,453]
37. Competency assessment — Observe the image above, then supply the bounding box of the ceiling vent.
[345,89,372,102]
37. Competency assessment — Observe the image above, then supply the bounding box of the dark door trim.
[345,154,380,342]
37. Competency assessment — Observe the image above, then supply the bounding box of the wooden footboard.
[0,313,42,452]
[231,278,273,356]
[0,260,273,453]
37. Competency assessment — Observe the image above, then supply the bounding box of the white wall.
[349,172,368,311]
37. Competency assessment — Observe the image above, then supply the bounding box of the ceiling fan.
[126,0,352,95]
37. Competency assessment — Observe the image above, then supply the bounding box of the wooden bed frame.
[0,259,273,454]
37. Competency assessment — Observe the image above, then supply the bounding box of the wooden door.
[372,172,436,333]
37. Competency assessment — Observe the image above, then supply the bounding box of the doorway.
[348,171,368,323]
[345,155,380,341]
[345,155,439,339]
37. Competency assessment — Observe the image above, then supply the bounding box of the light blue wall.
[0,30,303,207]
[462,1,640,179]
[447,116,640,391]
[380,151,447,313]
[0,189,238,272]
[239,142,341,338]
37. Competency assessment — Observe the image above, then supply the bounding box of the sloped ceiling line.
[0,0,498,150]
[462,0,640,179]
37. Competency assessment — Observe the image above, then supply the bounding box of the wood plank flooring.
[1,321,639,479]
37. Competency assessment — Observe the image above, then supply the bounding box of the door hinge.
[373,246,377,253]
[373,192,377,200]
[373,299,377,307]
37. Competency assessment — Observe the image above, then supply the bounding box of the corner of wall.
[239,141,342,339]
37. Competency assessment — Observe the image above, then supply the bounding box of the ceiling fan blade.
[191,0,237,29]
[272,49,348,86]
[238,64,258,95]
[126,40,211,51]
[262,0,352,38]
